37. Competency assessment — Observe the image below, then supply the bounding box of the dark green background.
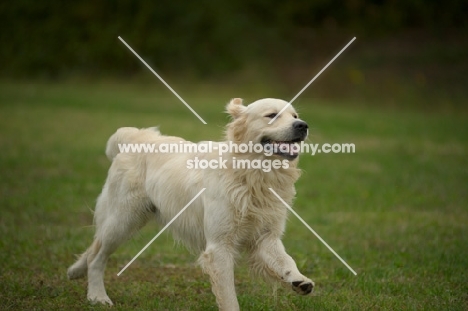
[1,1,466,77]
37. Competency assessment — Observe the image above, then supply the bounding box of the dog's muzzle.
[293,121,308,139]
[261,121,309,160]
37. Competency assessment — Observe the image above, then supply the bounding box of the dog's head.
[225,98,308,160]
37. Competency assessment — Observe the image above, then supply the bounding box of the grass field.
[0,81,467,310]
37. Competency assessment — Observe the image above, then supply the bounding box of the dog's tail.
[105,127,160,161]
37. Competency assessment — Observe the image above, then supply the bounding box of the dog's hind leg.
[86,193,154,306]
[68,233,108,281]
[67,243,94,280]
[66,177,155,306]
[86,235,114,305]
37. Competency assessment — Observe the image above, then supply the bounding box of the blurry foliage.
[0,0,467,78]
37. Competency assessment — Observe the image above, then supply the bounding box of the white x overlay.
[117,188,206,276]
[116,36,357,277]
[269,37,356,124]
[118,36,207,124]
[269,188,357,275]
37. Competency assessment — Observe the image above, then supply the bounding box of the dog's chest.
[233,194,289,240]
[225,169,298,240]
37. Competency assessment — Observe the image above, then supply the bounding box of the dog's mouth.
[261,137,303,160]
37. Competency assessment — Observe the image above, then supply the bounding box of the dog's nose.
[293,121,308,131]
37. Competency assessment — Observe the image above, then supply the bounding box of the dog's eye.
[293,114,298,119]
[265,113,277,119]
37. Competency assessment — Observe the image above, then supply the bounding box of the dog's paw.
[292,280,314,295]
[88,294,114,306]
[67,265,86,280]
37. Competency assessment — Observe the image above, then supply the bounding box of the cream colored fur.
[67,98,314,310]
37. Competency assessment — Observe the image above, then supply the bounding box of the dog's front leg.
[250,237,314,295]
[199,243,239,311]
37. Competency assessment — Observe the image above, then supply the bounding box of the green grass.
[0,82,467,310]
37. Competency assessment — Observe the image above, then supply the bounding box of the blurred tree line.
[1,0,466,79]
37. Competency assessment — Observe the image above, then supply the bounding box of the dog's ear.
[226,98,246,119]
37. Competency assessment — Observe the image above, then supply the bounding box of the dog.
[67,98,314,310]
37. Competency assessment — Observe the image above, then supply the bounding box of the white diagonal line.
[269,188,357,275]
[118,36,207,125]
[117,188,206,276]
[269,37,356,124]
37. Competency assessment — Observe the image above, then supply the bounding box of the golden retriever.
[67,98,314,310]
